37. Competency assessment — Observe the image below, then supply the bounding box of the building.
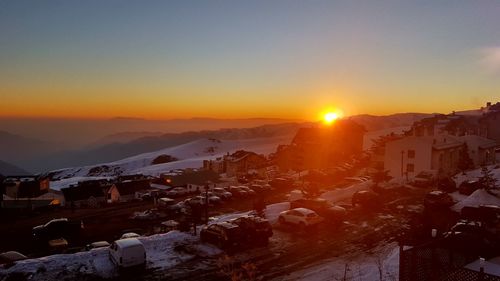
[61,181,110,208]
[107,179,151,203]
[2,176,49,199]
[203,150,267,177]
[384,134,463,180]
[275,120,365,171]
[457,135,497,167]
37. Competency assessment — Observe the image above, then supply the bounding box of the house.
[2,176,49,199]
[384,134,463,180]
[480,106,500,144]
[274,120,365,171]
[107,179,151,203]
[61,181,110,208]
[203,150,267,177]
[457,135,497,167]
[224,150,267,177]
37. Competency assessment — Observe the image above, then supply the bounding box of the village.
[1,102,500,281]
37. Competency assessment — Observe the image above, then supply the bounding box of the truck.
[32,218,84,244]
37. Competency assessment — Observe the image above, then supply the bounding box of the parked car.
[352,191,381,208]
[228,186,248,197]
[212,188,233,200]
[121,232,141,239]
[436,177,457,193]
[85,241,110,251]
[229,215,273,245]
[109,238,146,268]
[290,198,346,222]
[200,222,243,249]
[157,197,175,209]
[198,194,222,205]
[412,171,435,187]
[269,178,293,190]
[459,180,482,195]
[239,186,256,196]
[165,187,189,197]
[0,251,27,266]
[424,190,454,208]
[278,208,324,227]
[32,218,84,242]
[48,238,68,252]
[444,220,484,238]
[131,209,167,220]
[184,196,206,207]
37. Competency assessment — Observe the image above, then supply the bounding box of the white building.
[457,135,497,167]
[384,135,462,180]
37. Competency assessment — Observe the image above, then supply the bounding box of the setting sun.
[323,112,340,124]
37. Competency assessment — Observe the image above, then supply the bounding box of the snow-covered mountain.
[49,135,291,188]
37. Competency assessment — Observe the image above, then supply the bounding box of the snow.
[465,256,500,277]
[451,189,500,212]
[50,176,113,191]
[450,165,500,212]
[277,244,400,281]
[0,231,221,281]
[265,202,290,224]
[50,136,290,185]
[453,165,500,186]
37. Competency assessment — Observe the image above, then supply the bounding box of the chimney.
[487,102,492,107]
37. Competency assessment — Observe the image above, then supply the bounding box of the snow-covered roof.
[458,135,497,149]
[452,189,500,212]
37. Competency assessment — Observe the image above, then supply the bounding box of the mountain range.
[0,113,432,174]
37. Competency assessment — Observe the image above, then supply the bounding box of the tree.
[371,167,392,189]
[478,165,498,194]
[458,143,474,173]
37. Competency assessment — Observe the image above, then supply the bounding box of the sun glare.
[323,112,339,124]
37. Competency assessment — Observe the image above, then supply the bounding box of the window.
[407,164,415,173]
[407,149,415,159]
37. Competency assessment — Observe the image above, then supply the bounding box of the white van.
[109,238,146,268]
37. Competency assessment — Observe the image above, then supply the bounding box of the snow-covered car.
[212,188,233,200]
[166,187,189,197]
[0,251,27,266]
[290,198,346,222]
[228,186,248,197]
[185,196,207,206]
[424,190,454,208]
[121,232,141,239]
[197,195,222,205]
[352,190,381,208]
[444,220,484,238]
[278,208,324,227]
[228,215,273,246]
[200,222,243,249]
[239,186,256,196]
[85,241,110,251]
[131,209,167,220]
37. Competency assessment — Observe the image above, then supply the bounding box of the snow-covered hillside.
[0,231,220,281]
[49,136,291,188]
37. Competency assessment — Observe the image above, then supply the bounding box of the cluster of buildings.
[202,150,268,177]
[382,102,500,180]
[273,120,365,171]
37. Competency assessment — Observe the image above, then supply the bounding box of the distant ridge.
[0,160,31,175]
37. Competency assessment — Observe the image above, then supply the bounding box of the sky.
[1,0,500,121]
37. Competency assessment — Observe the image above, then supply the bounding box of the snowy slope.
[49,136,291,188]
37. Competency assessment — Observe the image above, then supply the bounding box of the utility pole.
[204,182,210,224]
[400,150,405,178]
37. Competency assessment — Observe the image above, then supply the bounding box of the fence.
[399,238,500,281]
